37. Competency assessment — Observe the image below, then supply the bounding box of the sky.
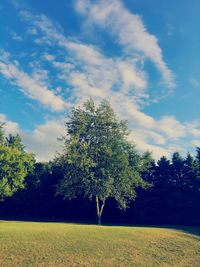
[1,0,200,161]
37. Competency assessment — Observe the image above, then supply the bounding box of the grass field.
[0,221,199,267]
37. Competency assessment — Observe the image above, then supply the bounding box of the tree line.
[0,99,200,225]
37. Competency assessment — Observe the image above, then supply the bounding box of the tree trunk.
[97,213,101,225]
[95,196,105,225]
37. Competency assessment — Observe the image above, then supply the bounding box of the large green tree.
[56,99,149,224]
[0,126,35,201]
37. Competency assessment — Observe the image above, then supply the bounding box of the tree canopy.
[0,125,35,200]
[56,99,150,224]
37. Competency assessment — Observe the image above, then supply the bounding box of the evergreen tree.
[171,152,184,186]
[155,156,171,186]
[183,153,197,188]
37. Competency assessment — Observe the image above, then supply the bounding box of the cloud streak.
[0,50,67,111]
[75,0,175,88]
[1,2,194,161]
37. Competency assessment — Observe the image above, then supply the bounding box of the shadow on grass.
[114,224,200,237]
[160,225,200,237]
[118,224,200,237]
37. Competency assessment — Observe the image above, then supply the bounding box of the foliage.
[0,125,35,200]
[56,99,149,223]
[1,101,200,225]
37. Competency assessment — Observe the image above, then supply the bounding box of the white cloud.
[122,100,155,128]
[116,61,147,92]
[31,69,49,85]
[157,116,186,140]
[27,27,38,35]
[128,131,169,160]
[20,11,68,48]
[22,119,65,161]
[3,3,196,161]
[52,61,74,71]
[134,129,166,145]
[0,114,20,135]
[0,113,65,161]
[11,32,23,41]
[191,140,200,147]
[19,9,148,99]
[186,121,200,137]
[43,53,55,61]
[0,50,67,111]
[75,0,175,88]
[66,42,105,66]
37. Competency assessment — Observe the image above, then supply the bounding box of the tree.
[195,147,200,190]
[183,153,198,188]
[6,134,25,151]
[171,152,184,186]
[0,126,35,201]
[56,99,149,224]
[154,156,171,186]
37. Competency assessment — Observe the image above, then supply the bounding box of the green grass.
[0,221,199,267]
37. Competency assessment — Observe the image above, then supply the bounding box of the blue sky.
[1,0,200,161]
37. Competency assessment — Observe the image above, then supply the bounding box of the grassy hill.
[0,221,199,266]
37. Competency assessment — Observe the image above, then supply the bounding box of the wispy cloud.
[0,50,67,111]
[19,9,148,99]
[1,2,195,161]
[75,0,175,88]
[10,32,23,41]
[0,113,20,134]
[22,119,65,161]
[0,113,65,161]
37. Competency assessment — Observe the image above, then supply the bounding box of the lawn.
[0,221,199,267]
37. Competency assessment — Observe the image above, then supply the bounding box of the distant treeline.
[0,99,200,225]
[1,150,200,225]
